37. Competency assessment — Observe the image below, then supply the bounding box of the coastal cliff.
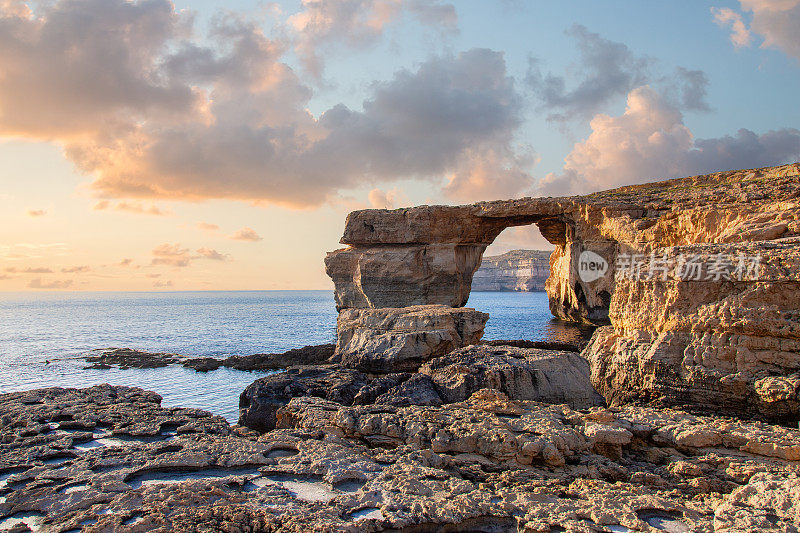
[472,249,550,291]
[324,163,800,423]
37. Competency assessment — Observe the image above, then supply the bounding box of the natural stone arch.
[325,199,619,324]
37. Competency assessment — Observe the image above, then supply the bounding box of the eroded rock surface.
[586,240,800,422]
[335,305,488,373]
[419,345,604,409]
[239,343,599,432]
[4,385,799,533]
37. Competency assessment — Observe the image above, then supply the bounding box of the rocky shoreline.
[1,381,798,532]
[2,163,800,532]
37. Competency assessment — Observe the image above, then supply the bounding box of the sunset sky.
[1,0,799,291]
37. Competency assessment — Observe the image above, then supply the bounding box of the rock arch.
[325,199,618,324]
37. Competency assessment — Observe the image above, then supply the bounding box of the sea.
[0,291,593,422]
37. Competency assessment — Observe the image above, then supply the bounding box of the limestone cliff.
[327,162,800,422]
[472,249,550,291]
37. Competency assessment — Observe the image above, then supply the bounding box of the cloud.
[61,265,91,273]
[538,85,800,196]
[151,243,230,267]
[714,1,800,61]
[0,1,529,207]
[0,0,199,138]
[526,25,650,122]
[93,200,169,215]
[5,266,55,274]
[742,0,800,60]
[87,47,528,205]
[367,187,410,209]
[288,0,457,76]
[118,258,133,266]
[151,243,192,267]
[229,227,263,242]
[196,247,228,260]
[712,7,753,48]
[198,222,219,231]
[28,278,73,289]
[0,243,69,260]
[527,25,710,122]
[664,67,711,112]
[153,279,173,288]
[443,145,537,202]
[27,209,46,217]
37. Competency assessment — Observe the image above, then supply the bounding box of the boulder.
[335,305,488,373]
[238,366,368,432]
[420,344,605,409]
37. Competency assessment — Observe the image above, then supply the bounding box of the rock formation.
[4,385,798,532]
[239,343,598,432]
[326,163,800,422]
[83,344,337,372]
[472,249,551,291]
[335,305,488,373]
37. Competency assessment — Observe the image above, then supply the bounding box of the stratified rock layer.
[472,249,551,291]
[335,305,488,373]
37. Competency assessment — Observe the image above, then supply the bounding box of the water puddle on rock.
[0,469,27,490]
[41,455,76,466]
[350,507,382,521]
[248,474,361,503]
[126,467,263,489]
[0,511,45,532]
[58,482,90,494]
[637,510,689,533]
[122,514,144,526]
[605,526,631,532]
[264,448,299,459]
[73,437,128,450]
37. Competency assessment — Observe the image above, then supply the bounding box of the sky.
[1,0,799,291]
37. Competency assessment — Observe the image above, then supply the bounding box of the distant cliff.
[472,250,550,291]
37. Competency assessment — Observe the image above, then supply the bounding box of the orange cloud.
[151,243,230,267]
[28,278,73,289]
[712,7,753,48]
[94,201,169,216]
[5,266,54,274]
[538,86,800,196]
[27,209,46,217]
[198,222,219,231]
[151,243,192,267]
[196,247,229,261]
[61,265,91,273]
[229,227,263,242]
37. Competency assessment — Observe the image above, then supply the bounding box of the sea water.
[0,290,591,421]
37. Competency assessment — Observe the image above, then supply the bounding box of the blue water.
[0,290,587,421]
